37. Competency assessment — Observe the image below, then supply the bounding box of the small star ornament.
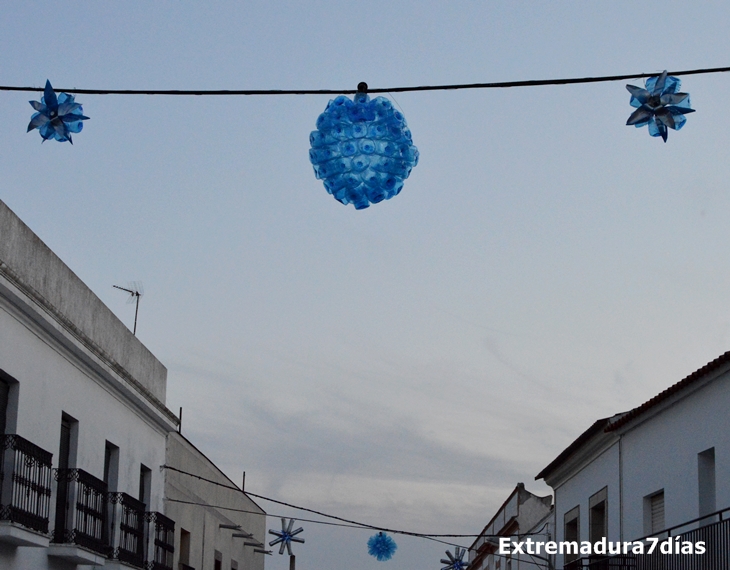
[441,546,470,570]
[367,532,397,561]
[27,80,89,143]
[268,518,304,556]
[626,70,694,142]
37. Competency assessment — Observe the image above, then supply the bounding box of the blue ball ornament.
[367,532,397,561]
[309,87,419,209]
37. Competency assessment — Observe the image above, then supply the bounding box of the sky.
[3,1,730,568]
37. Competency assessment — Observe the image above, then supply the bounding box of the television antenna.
[113,282,143,335]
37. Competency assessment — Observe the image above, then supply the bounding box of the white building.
[536,350,730,569]
[165,432,267,570]
[468,483,553,570]
[0,198,179,568]
[0,198,266,570]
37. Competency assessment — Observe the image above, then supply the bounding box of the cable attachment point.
[357,82,368,93]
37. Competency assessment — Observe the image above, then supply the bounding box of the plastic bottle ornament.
[367,532,397,561]
[309,83,419,210]
[441,546,470,570]
[625,70,694,142]
[268,518,304,556]
[27,80,89,144]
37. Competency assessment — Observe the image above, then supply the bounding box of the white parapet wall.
[0,198,168,403]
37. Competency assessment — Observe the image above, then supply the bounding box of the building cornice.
[537,420,620,490]
[0,265,178,431]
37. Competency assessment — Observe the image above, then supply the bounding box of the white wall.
[469,486,553,570]
[165,433,266,570]
[620,370,730,539]
[551,440,620,569]
[542,361,730,569]
[0,207,178,569]
[0,199,168,402]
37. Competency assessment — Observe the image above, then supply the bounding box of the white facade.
[536,352,730,568]
[617,368,730,540]
[469,483,553,570]
[165,432,267,570]
[0,199,178,568]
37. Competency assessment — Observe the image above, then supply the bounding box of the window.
[231,560,238,570]
[644,490,664,534]
[58,413,78,469]
[180,528,191,566]
[139,464,151,507]
[564,506,580,563]
[214,550,223,570]
[104,441,120,491]
[0,369,19,434]
[54,413,79,537]
[0,377,9,434]
[589,487,607,543]
[698,448,716,522]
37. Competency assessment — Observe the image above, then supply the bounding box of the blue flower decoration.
[367,532,397,561]
[626,71,694,142]
[441,546,470,570]
[27,80,89,144]
[309,89,419,209]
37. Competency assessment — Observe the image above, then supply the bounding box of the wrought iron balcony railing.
[0,433,53,534]
[109,492,146,568]
[144,511,175,570]
[564,506,730,570]
[52,467,109,555]
[565,555,636,569]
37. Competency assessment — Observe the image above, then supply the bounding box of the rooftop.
[536,348,730,481]
[0,198,173,416]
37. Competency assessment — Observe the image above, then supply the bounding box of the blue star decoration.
[27,80,89,144]
[626,70,694,142]
[441,546,470,570]
[367,532,397,561]
[268,518,304,556]
[309,84,419,210]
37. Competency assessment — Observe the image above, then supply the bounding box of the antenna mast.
[113,283,143,335]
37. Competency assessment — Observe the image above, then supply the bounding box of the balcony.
[565,555,636,569]
[145,511,175,570]
[564,507,730,570]
[0,434,53,547]
[49,467,109,565]
[108,492,146,568]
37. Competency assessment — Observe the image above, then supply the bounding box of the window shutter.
[651,492,665,533]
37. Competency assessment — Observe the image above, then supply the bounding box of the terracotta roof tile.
[605,349,730,432]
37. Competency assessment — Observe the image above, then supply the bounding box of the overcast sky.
[3,2,730,568]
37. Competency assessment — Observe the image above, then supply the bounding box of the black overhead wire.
[167,494,553,567]
[2,65,730,96]
[165,495,551,568]
[164,497,467,549]
[161,464,547,544]
[162,464,475,539]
